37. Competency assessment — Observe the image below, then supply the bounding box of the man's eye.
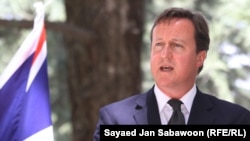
[155,43,163,46]
[172,43,183,48]
[154,43,163,51]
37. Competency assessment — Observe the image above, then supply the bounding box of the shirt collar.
[154,84,196,113]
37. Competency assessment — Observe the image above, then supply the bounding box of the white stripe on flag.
[0,29,38,89]
[24,126,54,141]
[26,31,47,92]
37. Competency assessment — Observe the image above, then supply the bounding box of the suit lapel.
[147,87,161,124]
[133,86,161,124]
[188,88,215,124]
[133,90,148,124]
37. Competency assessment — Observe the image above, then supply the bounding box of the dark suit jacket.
[94,86,250,140]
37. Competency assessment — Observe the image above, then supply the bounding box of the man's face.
[150,18,206,95]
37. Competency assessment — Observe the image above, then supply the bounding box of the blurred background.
[0,0,250,141]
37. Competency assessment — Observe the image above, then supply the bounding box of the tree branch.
[0,19,95,44]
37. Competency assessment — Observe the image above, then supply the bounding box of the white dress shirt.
[154,84,197,124]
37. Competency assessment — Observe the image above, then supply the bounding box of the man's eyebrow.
[171,38,186,44]
[152,37,187,45]
[153,37,164,41]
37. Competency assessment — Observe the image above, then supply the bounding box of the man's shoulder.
[199,90,250,113]
[97,92,148,119]
[103,92,146,109]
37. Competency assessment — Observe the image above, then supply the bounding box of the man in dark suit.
[93,7,250,141]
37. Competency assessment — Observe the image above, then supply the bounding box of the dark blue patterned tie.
[168,99,185,125]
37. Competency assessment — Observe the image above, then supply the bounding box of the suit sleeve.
[93,107,114,141]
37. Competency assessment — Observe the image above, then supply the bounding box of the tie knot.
[168,99,182,111]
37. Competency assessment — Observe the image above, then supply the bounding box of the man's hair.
[150,7,210,74]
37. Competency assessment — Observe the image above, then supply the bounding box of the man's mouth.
[160,66,173,71]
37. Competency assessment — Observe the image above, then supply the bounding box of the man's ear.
[196,51,207,66]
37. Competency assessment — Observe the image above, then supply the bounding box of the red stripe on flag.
[32,25,46,64]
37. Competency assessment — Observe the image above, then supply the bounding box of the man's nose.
[161,47,172,59]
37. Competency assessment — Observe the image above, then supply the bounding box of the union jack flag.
[0,2,54,141]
